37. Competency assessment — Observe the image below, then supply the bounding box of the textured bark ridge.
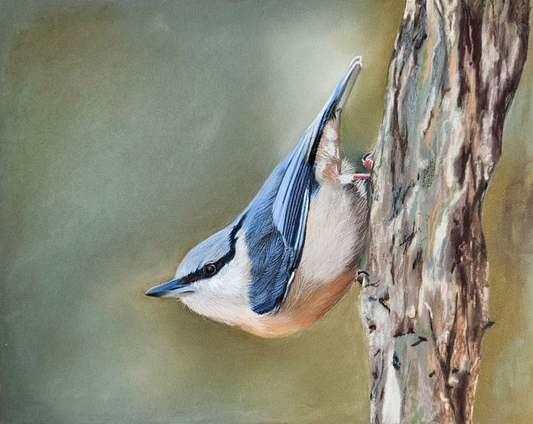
[360,1,530,423]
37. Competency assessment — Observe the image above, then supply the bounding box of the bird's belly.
[248,181,367,337]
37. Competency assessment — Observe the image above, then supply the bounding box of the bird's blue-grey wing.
[245,58,363,315]
[270,57,362,254]
[245,141,316,314]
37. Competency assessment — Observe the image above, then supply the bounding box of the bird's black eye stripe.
[178,214,247,285]
[202,263,217,276]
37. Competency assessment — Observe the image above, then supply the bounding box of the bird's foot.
[352,173,371,180]
[362,151,374,170]
[356,270,370,285]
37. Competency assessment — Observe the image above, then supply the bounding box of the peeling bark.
[360,1,530,423]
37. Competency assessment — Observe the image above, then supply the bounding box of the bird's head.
[146,217,255,324]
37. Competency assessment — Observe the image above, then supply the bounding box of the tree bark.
[360,1,530,423]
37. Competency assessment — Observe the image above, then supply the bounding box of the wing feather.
[245,58,363,314]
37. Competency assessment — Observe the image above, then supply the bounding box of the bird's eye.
[202,263,217,276]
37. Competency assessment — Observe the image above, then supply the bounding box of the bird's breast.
[250,180,368,337]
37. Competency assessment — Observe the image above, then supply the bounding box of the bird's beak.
[145,279,193,298]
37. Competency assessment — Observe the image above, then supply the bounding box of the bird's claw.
[362,151,374,170]
[356,270,370,285]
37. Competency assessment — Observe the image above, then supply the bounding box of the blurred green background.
[0,1,531,423]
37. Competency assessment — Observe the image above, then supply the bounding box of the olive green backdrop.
[0,1,531,423]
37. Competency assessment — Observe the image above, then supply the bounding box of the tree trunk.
[360,1,530,423]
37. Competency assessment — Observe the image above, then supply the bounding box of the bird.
[146,57,370,338]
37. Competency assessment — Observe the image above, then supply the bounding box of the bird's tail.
[327,56,362,113]
[305,56,362,181]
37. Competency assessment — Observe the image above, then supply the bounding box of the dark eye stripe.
[179,214,246,285]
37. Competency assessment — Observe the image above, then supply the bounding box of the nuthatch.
[147,57,370,337]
